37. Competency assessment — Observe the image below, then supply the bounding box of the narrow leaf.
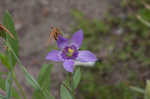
[60,84,73,99]
[37,64,52,89]
[3,11,19,67]
[0,75,20,99]
[24,70,40,90]
[0,30,6,39]
[0,53,11,69]
[72,67,81,89]
[5,72,13,99]
[32,64,53,99]
[6,42,51,99]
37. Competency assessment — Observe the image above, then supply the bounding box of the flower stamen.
[67,48,74,57]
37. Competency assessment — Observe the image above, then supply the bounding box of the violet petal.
[57,35,68,49]
[46,50,61,62]
[63,60,75,72]
[71,29,83,48]
[77,50,97,62]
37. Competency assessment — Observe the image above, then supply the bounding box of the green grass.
[71,0,150,98]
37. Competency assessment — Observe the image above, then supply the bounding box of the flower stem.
[6,42,52,99]
[63,73,75,99]
[12,71,26,99]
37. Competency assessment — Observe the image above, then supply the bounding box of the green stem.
[70,73,76,99]
[12,71,26,99]
[6,42,51,99]
[5,49,13,99]
[63,74,75,99]
[5,71,13,99]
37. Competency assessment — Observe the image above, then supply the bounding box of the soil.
[0,0,121,98]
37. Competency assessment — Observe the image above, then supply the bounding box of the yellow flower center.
[67,48,74,57]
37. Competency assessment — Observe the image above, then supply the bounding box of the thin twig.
[136,15,150,27]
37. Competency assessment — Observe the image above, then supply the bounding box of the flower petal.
[57,35,68,49]
[46,50,61,62]
[63,60,75,72]
[77,50,97,62]
[71,29,83,48]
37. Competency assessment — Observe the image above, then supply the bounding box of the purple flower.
[46,30,97,72]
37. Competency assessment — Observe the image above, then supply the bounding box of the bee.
[0,24,15,39]
[47,27,62,45]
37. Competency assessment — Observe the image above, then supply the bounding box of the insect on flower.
[47,27,62,45]
[46,29,97,72]
[0,24,15,39]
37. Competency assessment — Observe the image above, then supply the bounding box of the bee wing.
[46,27,62,46]
[56,28,62,35]
[0,24,15,39]
[46,31,54,46]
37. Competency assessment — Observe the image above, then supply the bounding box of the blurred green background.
[72,0,150,98]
